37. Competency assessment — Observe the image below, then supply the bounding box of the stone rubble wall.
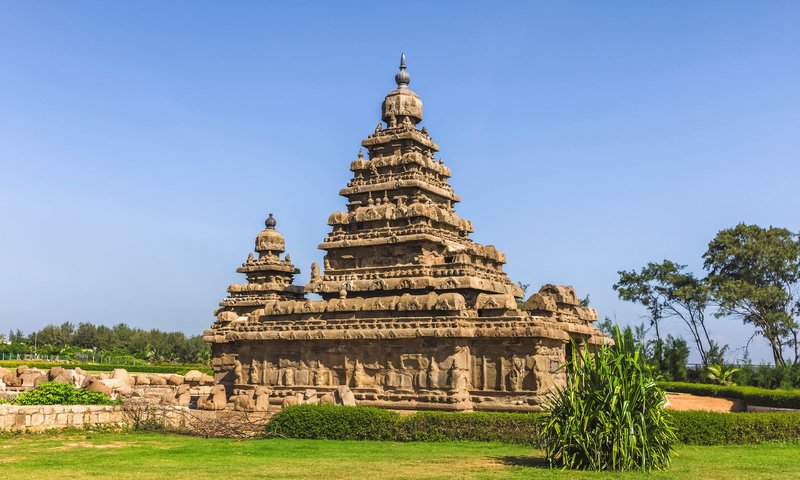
[0,402,272,435]
[0,404,127,431]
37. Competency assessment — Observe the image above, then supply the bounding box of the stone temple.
[204,55,607,411]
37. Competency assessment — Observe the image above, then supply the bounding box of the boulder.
[149,376,167,386]
[111,369,132,388]
[167,375,184,386]
[336,386,356,406]
[199,374,215,386]
[86,379,112,395]
[52,370,75,384]
[33,374,48,387]
[319,393,335,405]
[48,366,65,380]
[81,375,95,389]
[0,367,17,387]
[183,370,203,383]
[135,375,151,385]
[19,368,46,388]
[16,365,29,377]
[73,368,87,387]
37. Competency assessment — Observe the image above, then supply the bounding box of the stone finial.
[265,213,277,229]
[395,52,410,88]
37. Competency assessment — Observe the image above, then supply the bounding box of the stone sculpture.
[204,54,608,412]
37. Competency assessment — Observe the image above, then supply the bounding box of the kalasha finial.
[265,213,276,229]
[395,52,410,88]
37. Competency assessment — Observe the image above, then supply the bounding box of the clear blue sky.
[1,2,798,363]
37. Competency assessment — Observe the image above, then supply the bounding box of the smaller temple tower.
[217,213,304,319]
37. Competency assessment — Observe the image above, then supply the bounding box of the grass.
[0,432,798,479]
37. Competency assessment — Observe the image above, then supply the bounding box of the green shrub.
[669,411,800,445]
[264,405,800,447]
[542,330,676,471]
[659,382,800,409]
[265,404,400,440]
[14,382,115,406]
[396,411,544,445]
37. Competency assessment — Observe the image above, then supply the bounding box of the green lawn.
[1,432,798,479]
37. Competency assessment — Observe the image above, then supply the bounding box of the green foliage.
[2,322,211,364]
[542,329,676,471]
[615,260,722,367]
[669,411,800,445]
[706,364,740,386]
[265,404,400,440]
[703,223,800,366]
[263,404,800,448]
[14,382,116,406]
[0,360,211,375]
[659,381,800,409]
[395,411,544,444]
[733,362,800,389]
[267,405,546,445]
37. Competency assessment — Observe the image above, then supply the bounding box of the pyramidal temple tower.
[205,55,607,412]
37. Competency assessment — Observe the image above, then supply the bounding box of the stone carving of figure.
[313,361,330,386]
[324,257,331,270]
[296,360,311,385]
[234,360,244,384]
[375,123,382,133]
[384,361,401,389]
[283,367,295,387]
[249,360,261,385]
[246,252,254,263]
[310,262,321,282]
[427,358,440,389]
[353,360,371,388]
[506,357,525,392]
[389,115,397,128]
[447,362,470,391]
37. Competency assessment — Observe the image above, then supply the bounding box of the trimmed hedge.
[0,360,211,375]
[659,381,800,409]
[395,411,543,444]
[669,411,800,445]
[265,404,400,440]
[265,405,800,446]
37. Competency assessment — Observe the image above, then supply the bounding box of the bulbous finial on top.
[265,213,276,229]
[395,52,410,88]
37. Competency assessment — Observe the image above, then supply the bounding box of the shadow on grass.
[496,455,551,468]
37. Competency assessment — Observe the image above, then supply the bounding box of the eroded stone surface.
[204,55,608,412]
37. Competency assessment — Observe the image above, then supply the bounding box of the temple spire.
[395,52,410,88]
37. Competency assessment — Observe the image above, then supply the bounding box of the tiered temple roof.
[307,53,522,303]
[217,213,304,317]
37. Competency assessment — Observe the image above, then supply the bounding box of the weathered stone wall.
[0,404,126,431]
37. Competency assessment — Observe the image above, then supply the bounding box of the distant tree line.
[608,223,800,388]
[0,322,209,364]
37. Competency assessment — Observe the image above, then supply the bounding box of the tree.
[614,260,722,367]
[703,224,800,366]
